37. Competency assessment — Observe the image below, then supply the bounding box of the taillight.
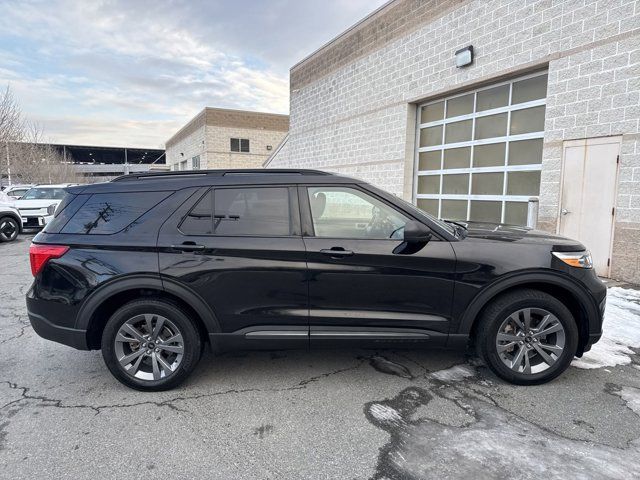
[29,244,69,277]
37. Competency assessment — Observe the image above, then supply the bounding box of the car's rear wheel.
[0,216,19,242]
[101,299,202,391]
[476,289,578,385]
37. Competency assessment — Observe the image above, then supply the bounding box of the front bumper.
[21,214,53,228]
[579,289,607,354]
[27,311,88,350]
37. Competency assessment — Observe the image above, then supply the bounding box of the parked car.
[0,191,22,242]
[2,184,34,200]
[15,184,71,229]
[26,169,606,391]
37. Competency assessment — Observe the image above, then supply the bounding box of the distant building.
[57,144,166,179]
[0,143,166,186]
[165,108,289,171]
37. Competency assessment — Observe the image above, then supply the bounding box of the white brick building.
[267,0,640,283]
[166,108,288,171]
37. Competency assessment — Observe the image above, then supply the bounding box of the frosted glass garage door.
[414,72,547,225]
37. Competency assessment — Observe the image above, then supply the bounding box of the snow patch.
[430,364,476,382]
[615,387,640,415]
[369,403,403,424]
[573,287,640,369]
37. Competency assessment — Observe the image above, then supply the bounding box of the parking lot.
[1,234,640,479]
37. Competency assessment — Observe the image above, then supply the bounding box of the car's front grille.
[23,218,41,227]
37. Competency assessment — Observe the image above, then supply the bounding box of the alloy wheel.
[114,314,185,381]
[0,218,17,241]
[495,307,566,375]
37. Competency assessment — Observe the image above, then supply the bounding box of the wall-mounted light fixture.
[455,45,474,68]
[266,145,273,151]
[180,152,184,157]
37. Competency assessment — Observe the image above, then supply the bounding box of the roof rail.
[111,169,332,182]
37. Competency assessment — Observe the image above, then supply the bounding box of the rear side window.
[61,191,169,234]
[180,187,292,236]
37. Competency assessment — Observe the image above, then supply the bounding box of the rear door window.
[179,187,293,236]
[180,191,213,235]
[214,187,291,236]
[61,191,170,234]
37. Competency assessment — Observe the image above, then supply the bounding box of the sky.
[0,0,387,148]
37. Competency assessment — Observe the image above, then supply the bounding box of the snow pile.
[572,287,640,369]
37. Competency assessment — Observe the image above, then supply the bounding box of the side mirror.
[403,220,432,244]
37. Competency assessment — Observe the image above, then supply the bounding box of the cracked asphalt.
[2,235,640,479]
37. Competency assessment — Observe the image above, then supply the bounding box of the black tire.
[101,299,202,391]
[476,289,579,385]
[0,216,19,242]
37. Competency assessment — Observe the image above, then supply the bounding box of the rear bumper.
[27,311,88,350]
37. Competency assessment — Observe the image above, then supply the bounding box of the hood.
[460,221,585,251]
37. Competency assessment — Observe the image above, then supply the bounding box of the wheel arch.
[460,272,598,355]
[77,274,220,350]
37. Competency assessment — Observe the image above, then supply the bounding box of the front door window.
[307,186,409,240]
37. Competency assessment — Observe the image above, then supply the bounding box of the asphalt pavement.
[1,235,640,479]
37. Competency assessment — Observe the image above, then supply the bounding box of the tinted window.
[61,191,169,234]
[180,191,213,235]
[307,186,409,239]
[214,188,290,236]
[22,188,67,200]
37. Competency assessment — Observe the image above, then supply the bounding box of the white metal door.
[559,136,621,276]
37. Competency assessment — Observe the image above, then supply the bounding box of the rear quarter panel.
[27,188,198,330]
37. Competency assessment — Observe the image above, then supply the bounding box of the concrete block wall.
[165,124,206,169]
[269,0,640,281]
[205,125,287,169]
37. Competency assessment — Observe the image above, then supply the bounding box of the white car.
[2,184,34,200]
[15,184,72,229]
[0,191,22,242]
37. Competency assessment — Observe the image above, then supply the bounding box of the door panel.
[158,186,308,343]
[560,137,620,275]
[304,237,456,335]
[300,184,457,346]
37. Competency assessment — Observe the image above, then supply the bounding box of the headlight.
[552,251,593,269]
[47,204,57,216]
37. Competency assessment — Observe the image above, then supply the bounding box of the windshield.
[21,187,67,200]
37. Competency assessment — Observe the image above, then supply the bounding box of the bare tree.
[1,84,81,185]
[0,85,25,184]
[7,122,82,184]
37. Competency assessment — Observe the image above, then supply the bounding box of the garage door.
[414,71,547,225]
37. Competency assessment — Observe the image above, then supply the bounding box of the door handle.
[320,247,354,258]
[171,242,205,252]
[561,208,570,216]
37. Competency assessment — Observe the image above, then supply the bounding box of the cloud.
[0,0,387,147]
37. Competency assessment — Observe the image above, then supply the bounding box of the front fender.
[456,269,602,335]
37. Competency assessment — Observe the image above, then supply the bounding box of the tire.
[475,289,578,385]
[101,299,202,391]
[0,216,19,242]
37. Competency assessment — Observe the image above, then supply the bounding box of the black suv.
[27,169,606,390]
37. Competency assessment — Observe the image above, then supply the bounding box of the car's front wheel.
[101,299,202,391]
[0,216,19,242]
[476,289,578,385]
